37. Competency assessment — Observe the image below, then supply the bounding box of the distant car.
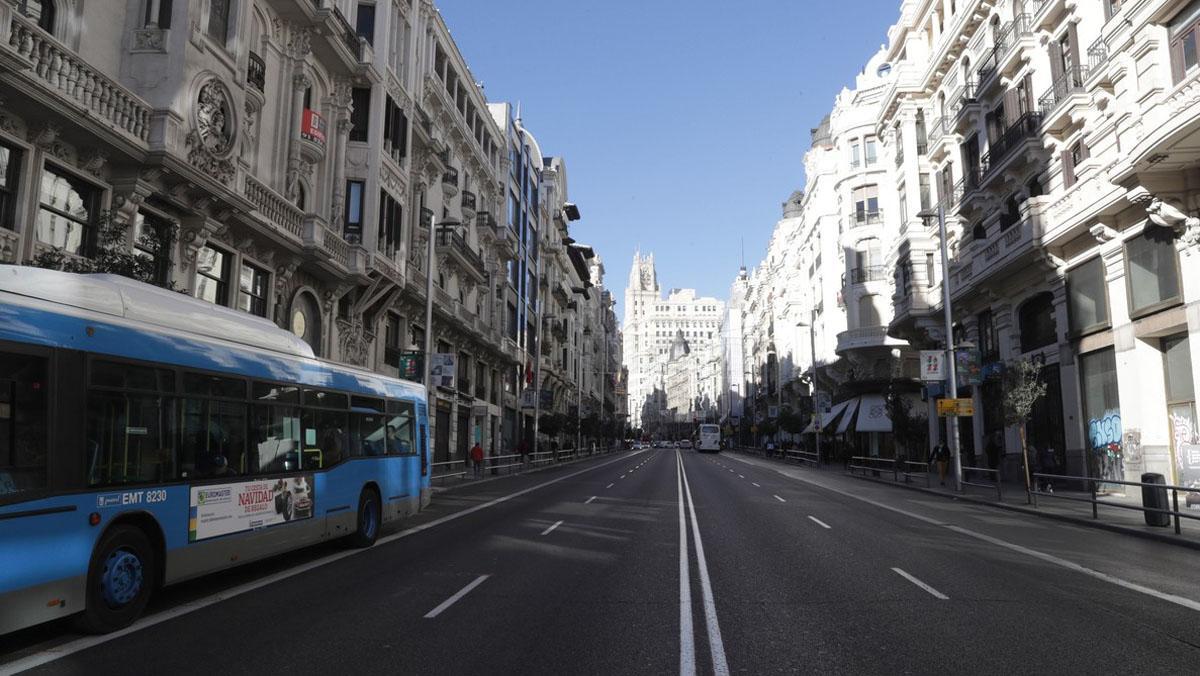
[679,439,693,449]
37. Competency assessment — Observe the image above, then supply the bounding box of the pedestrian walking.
[930,439,950,486]
[470,441,484,479]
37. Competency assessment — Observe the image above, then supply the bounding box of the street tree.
[1003,359,1047,497]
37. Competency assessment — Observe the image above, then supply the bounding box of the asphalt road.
[4,448,1200,675]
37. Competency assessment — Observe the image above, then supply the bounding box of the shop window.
[194,245,231,306]
[1018,292,1057,353]
[1067,256,1108,334]
[1125,226,1182,317]
[238,261,269,318]
[0,141,21,230]
[37,165,99,257]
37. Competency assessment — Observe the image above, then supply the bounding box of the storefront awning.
[854,394,892,433]
[836,397,861,435]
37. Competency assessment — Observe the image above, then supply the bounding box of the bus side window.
[302,408,348,468]
[177,398,247,479]
[85,391,177,485]
[0,352,48,495]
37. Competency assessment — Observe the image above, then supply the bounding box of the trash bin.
[1141,472,1171,527]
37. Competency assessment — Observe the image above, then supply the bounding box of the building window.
[133,211,173,284]
[345,180,365,241]
[15,0,55,34]
[238,261,269,317]
[918,173,932,212]
[207,0,231,45]
[1079,348,1121,457]
[858,295,881,328]
[864,136,878,165]
[37,165,99,257]
[349,87,371,142]
[1018,292,1057,353]
[1067,256,1108,334]
[1169,0,1200,83]
[194,245,231,306]
[0,141,21,230]
[144,0,173,28]
[356,3,376,46]
[1125,226,1182,316]
[977,310,998,362]
[383,96,408,163]
[849,141,861,169]
[378,190,403,259]
[852,185,880,223]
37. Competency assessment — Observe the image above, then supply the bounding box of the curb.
[431,450,627,494]
[731,449,1200,553]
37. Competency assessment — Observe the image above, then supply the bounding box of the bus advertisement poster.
[188,475,315,542]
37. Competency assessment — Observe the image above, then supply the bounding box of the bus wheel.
[347,488,381,548]
[76,525,155,634]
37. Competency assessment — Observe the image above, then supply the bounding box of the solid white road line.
[892,568,949,600]
[679,451,730,676]
[540,520,564,536]
[724,452,1200,615]
[677,450,696,676]
[773,495,786,503]
[752,482,761,488]
[585,496,597,504]
[424,575,491,618]
[808,516,832,529]
[0,451,646,675]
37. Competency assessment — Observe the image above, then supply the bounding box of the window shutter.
[1004,87,1021,127]
[1068,22,1083,81]
[1049,41,1064,84]
[1022,73,1035,114]
[1061,149,1076,188]
[1171,40,1186,84]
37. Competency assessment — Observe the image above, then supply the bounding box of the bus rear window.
[0,352,48,496]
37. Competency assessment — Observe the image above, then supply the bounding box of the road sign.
[920,351,946,381]
[936,398,974,417]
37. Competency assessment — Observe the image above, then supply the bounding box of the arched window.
[17,0,55,34]
[1018,292,1057,352]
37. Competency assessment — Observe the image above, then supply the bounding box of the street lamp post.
[921,203,963,492]
[797,304,820,464]
[423,218,461,442]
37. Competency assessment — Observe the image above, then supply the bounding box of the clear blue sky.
[437,0,901,321]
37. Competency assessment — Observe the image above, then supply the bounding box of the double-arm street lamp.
[918,202,962,492]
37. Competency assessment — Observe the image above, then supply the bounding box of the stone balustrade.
[5,11,151,144]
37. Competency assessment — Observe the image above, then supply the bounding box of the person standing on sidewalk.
[930,439,950,486]
[470,441,484,479]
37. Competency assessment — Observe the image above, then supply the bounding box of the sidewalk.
[732,447,1200,550]
[431,447,623,493]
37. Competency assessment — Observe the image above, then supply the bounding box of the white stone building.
[623,251,724,429]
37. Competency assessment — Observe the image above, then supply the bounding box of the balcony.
[951,80,979,129]
[950,200,1047,299]
[1039,65,1090,133]
[441,167,459,196]
[2,9,151,146]
[244,176,305,242]
[1029,0,1068,32]
[835,326,902,355]
[461,190,476,219]
[843,265,888,286]
[299,108,328,163]
[1087,38,1112,86]
[247,51,266,98]
[995,15,1035,80]
[850,208,884,229]
[436,225,488,284]
[927,116,953,161]
[973,112,1044,190]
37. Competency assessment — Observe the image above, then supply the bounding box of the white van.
[696,424,721,453]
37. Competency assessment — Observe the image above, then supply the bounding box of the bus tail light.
[88,512,101,526]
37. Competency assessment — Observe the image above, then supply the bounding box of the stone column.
[329,81,354,236]
[286,72,310,201]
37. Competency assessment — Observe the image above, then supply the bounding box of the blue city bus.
[0,266,430,634]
